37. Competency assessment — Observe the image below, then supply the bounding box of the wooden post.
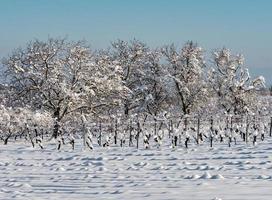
[99,121,102,146]
[169,120,173,138]
[231,116,233,130]
[136,119,141,149]
[114,119,118,145]
[154,118,157,136]
[230,116,233,142]
[197,117,200,145]
[246,116,249,144]
[226,116,229,129]
[169,119,174,138]
[210,116,213,148]
[269,117,272,137]
[129,120,133,147]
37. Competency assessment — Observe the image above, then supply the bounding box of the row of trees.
[0,38,268,148]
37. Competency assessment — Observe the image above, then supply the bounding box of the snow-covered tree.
[140,49,168,119]
[209,48,265,115]
[162,41,208,116]
[111,39,150,116]
[1,37,269,149]
[0,84,14,107]
[3,38,127,139]
[0,105,14,144]
[0,105,53,146]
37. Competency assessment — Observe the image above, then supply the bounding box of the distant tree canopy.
[0,38,266,140]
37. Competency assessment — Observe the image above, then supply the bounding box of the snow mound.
[256,175,270,179]
[97,166,107,172]
[211,174,225,180]
[212,197,222,200]
[184,174,201,179]
[200,172,212,179]
[56,167,66,171]
[21,183,32,189]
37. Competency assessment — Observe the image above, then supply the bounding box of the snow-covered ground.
[1,139,272,200]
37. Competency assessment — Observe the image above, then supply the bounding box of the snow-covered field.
[1,139,272,200]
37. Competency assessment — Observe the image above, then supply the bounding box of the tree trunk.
[27,128,35,148]
[53,108,61,139]
[185,137,189,148]
[4,138,9,145]
[124,103,129,117]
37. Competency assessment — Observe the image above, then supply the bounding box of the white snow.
[0,138,272,200]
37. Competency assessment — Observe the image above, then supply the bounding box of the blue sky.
[0,0,271,84]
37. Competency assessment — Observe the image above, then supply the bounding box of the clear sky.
[0,0,271,84]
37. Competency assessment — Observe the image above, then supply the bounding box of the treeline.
[0,37,269,148]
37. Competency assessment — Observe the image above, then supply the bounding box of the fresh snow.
[1,138,272,200]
